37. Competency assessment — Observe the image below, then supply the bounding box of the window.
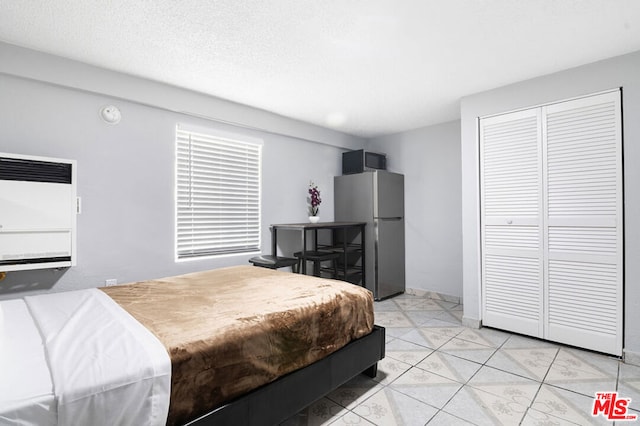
[176,125,262,260]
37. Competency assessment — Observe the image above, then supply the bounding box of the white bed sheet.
[0,299,56,425]
[0,289,171,426]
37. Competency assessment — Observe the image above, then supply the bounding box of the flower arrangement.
[308,181,321,216]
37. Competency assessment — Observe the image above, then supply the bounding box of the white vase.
[308,216,320,223]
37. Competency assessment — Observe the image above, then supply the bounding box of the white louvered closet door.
[543,91,623,355]
[480,90,623,356]
[480,108,544,338]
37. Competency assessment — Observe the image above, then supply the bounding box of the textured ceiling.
[1,1,640,137]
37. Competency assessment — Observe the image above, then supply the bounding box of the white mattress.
[0,289,171,426]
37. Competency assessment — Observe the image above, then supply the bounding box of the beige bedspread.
[101,265,374,425]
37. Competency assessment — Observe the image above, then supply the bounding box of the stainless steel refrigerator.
[334,171,405,299]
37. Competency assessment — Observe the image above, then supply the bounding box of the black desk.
[270,221,366,284]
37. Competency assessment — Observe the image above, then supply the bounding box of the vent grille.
[0,157,72,184]
[0,256,72,266]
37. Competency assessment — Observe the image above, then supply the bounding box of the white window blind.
[176,126,261,259]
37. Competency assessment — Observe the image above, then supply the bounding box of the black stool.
[294,251,340,278]
[249,255,299,271]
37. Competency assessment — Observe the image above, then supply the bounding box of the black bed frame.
[187,325,386,426]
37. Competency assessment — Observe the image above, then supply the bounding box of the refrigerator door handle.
[375,217,403,221]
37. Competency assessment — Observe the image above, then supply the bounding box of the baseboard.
[624,348,640,366]
[405,287,461,305]
[462,316,481,329]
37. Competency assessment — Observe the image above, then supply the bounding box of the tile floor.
[283,293,640,425]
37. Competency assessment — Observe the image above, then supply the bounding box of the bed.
[0,265,385,425]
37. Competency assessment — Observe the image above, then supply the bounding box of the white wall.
[0,43,365,299]
[460,50,640,362]
[368,120,462,300]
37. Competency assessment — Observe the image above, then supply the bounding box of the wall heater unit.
[0,152,77,272]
